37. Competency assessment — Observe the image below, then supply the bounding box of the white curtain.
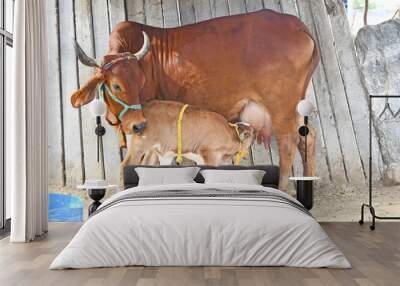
[8,0,48,242]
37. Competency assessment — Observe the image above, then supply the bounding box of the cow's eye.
[112,83,122,91]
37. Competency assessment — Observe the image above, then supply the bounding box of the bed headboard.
[123,165,280,189]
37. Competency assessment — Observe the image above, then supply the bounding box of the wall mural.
[47,0,389,222]
[71,10,319,191]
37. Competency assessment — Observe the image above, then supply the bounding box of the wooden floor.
[0,222,399,286]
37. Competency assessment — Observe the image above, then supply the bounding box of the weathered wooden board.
[325,0,383,179]
[145,0,163,26]
[108,0,126,29]
[307,83,331,183]
[162,0,180,27]
[194,0,212,22]
[126,0,145,23]
[252,144,272,165]
[92,0,111,39]
[262,0,281,11]
[280,0,330,181]
[228,0,247,15]
[280,0,297,15]
[75,0,103,181]
[58,0,84,186]
[245,0,263,12]
[47,0,64,186]
[178,0,196,25]
[296,0,348,185]
[91,0,122,184]
[209,0,230,17]
[310,0,365,184]
[269,138,280,165]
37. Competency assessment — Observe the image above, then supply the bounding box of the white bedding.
[50,183,350,269]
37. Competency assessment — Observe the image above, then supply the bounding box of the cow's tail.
[299,26,320,100]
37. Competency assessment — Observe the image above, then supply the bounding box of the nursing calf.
[120,100,255,170]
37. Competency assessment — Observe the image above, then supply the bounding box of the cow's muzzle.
[133,122,146,134]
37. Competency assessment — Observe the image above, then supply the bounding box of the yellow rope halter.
[176,104,189,165]
[228,123,248,165]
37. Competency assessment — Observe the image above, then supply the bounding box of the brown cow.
[71,10,319,190]
[120,100,255,169]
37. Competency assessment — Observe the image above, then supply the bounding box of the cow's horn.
[74,41,102,68]
[134,31,150,60]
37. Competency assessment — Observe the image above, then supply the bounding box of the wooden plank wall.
[47,0,384,188]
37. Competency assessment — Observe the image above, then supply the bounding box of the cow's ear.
[105,112,127,149]
[71,74,103,108]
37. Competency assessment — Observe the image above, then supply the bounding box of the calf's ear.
[71,74,103,108]
[237,123,255,140]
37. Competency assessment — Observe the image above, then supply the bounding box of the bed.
[50,165,350,269]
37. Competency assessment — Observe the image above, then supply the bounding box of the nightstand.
[77,181,116,216]
[289,177,320,210]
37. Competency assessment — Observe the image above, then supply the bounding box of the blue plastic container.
[48,193,83,222]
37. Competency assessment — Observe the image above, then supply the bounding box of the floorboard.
[0,222,399,286]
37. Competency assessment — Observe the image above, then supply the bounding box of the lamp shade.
[89,98,107,117]
[297,99,315,116]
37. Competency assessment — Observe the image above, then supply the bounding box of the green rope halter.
[98,81,142,121]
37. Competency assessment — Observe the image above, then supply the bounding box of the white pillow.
[136,167,200,186]
[200,169,266,185]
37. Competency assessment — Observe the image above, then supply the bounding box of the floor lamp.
[289,99,319,211]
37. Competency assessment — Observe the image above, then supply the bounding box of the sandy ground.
[311,184,400,221]
[49,183,400,222]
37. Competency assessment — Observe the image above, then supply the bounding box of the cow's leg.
[298,124,316,177]
[276,132,299,191]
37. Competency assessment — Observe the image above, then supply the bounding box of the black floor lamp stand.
[359,95,400,230]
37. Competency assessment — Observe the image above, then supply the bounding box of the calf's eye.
[112,83,122,91]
